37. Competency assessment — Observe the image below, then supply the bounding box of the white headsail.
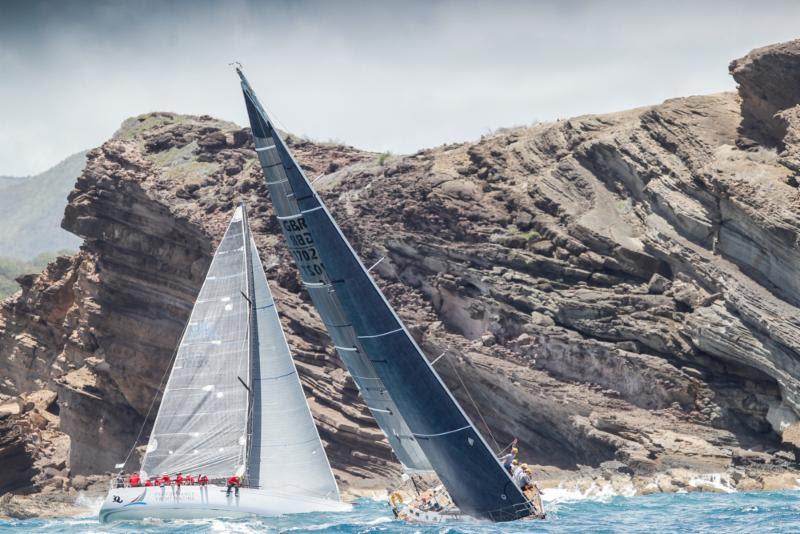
[140,205,339,501]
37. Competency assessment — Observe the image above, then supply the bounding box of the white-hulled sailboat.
[99,205,349,522]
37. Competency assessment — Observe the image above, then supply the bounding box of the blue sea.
[2,491,799,533]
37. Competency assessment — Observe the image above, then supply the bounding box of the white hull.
[99,484,351,523]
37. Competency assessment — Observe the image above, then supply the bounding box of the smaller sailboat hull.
[99,484,350,523]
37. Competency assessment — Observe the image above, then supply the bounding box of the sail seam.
[254,370,296,381]
[357,327,403,339]
[412,425,471,439]
[277,212,304,221]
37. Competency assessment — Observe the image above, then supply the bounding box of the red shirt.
[227,476,240,486]
[161,475,171,485]
[199,476,208,485]
[145,480,153,487]
[186,475,195,485]
[129,474,141,486]
[176,475,184,486]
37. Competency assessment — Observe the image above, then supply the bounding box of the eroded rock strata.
[2,40,800,511]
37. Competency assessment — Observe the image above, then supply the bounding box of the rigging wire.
[444,352,501,453]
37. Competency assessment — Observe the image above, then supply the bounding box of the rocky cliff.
[3,39,800,510]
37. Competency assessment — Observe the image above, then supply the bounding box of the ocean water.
[2,490,799,533]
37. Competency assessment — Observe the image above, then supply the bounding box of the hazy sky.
[2,0,799,176]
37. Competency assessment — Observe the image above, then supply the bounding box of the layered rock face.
[2,39,800,500]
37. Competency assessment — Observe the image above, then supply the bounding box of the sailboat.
[99,205,349,522]
[236,69,545,523]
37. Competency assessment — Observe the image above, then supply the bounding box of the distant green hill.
[0,251,70,299]
[0,151,86,260]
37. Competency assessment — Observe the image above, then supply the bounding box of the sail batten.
[239,70,534,521]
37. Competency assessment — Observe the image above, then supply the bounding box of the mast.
[241,203,258,484]
[237,69,533,521]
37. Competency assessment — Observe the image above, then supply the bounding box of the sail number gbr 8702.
[282,217,326,281]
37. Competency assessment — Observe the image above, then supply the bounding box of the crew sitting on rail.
[498,446,519,473]
[512,463,527,488]
[161,473,171,487]
[518,466,533,491]
[185,474,195,485]
[176,472,184,487]
[144,478,153,487]
[129,472,141,487]
[226,475,241,496]
[199,474,209,486]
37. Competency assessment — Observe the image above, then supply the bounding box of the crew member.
[512,463,527,488]
[185,474,195,485]
[129,472,141,487]
[518,466,532,490]
[199,474,209,486]
[161,473,171,487]
[144,478,153,487]
[498,446,519,473]
[176,473,184,487]
[226,475,241,496]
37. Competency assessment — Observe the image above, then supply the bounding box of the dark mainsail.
[237,69,534,521]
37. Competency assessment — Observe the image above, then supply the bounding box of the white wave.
[686,473,737,494]
[73,492,106,517]
[541,478,635,505]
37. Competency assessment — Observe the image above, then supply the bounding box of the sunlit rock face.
[2,39,800,497]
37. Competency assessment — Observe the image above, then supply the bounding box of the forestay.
[141,207,250,479]
[238,69,534,521]
[244,214,340,499]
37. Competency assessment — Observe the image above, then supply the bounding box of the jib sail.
[142,205,339,502]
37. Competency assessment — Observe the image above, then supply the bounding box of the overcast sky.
[1,0,799,176]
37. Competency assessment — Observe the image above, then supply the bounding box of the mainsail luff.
[238,70,533,521]
[141,207,251,479]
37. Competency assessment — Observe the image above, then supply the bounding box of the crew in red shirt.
[175,473,184,487]
[144,479,153,487]
[129,472,141,487]
[199,474,208,486]
[161,473,171,486]
[226,475,241,496]
[185,474,195,485]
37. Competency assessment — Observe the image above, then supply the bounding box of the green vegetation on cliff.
[0,251,68,298]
